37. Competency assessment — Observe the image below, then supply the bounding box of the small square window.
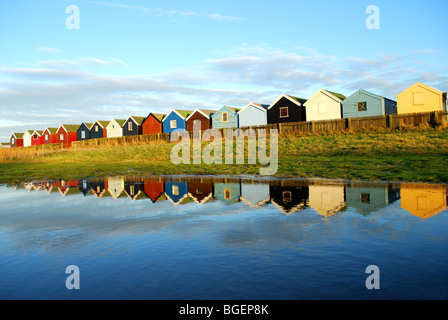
[170,120,177,129]
[358,102,367,112]
[318,102,327,114]
[33,134,37,140]
[222,112,228,122]
[413,92,424,105]
[112,125,115,129]
[360,193,370,203]
[279,107,289,118]
[283,191,292,203]
[172,185,179,195]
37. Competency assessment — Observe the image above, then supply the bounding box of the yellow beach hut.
[400,183,447,220]
[396,82,447,114]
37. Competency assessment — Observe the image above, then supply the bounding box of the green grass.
[1,127,448,184]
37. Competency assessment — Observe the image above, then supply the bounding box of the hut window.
[95,125,99,132]
[81,131,86,139]
[33,134,38,140]
[130,185,135,196]
[112,125,115,129]
[224,189,231,200]
[283,191,292,203]
[170,120,177,129]
[357,102,367,112]
[172,185,179,195]
[194,119,201,126]
[45,135,48,141]
[360,193,370,204]
[128,122,133,130]
[413,92,423,105]
[12,137,15,144]
[222,112,228,122]
[60,134,64,140]
[279,107,289,118]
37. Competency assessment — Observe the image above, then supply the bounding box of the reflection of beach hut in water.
[58,180,79,197]
[90,178,109,198]
[107,177,125,199]
[124,177,145,201]
[188,181,213,205]
[214,182,241,205]
[308,185,346,218]
[240,183,270,207]
[400,184,447,220]
[164,181,189,205]
[345,184,400,216]
[269,185,309,215]
[143,179,165,203]
[78,179,92,196]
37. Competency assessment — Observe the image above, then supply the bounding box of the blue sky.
[1,0,447,141]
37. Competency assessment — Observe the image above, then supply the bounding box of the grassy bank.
[1,127,448,184]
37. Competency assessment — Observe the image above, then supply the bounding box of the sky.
[1,0,447,142]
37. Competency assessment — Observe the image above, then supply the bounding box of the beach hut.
[78,178,92,196]
[240,183,270,207]
[396,82,447,114]
[268,94,307,124]
[269,185,309,215]
[43,127,58,145]
[90,178,109,199]
[106,119,126,138]
[188,181,213,205]
[211,106,240,129]
[143,178,165,203]
[57,124,79,148]
[22,130,36,147]
[186,109,216,132]
[90,120,110,139]
[77,123,93,141]
[345,183,400,216]
[304,89,346,121]
[342,89,397,118]
[123,116,146,136]
[164,181,189,205]
[400,183,447,220]
[214,182,241,205]
[31,130,44,146]
[308,185,346,218]
[142,113,166,135]
[124,177,144,201]
[162,109,193,135]
[10,133,24,148]
[238,103,269,128]
[107,177,125,199]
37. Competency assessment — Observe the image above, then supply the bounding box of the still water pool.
[0,175,447,300]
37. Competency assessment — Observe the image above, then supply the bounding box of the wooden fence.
[72,133,170,148]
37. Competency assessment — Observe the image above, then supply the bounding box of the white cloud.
[36,46,62,53]
[90,1,243,21]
